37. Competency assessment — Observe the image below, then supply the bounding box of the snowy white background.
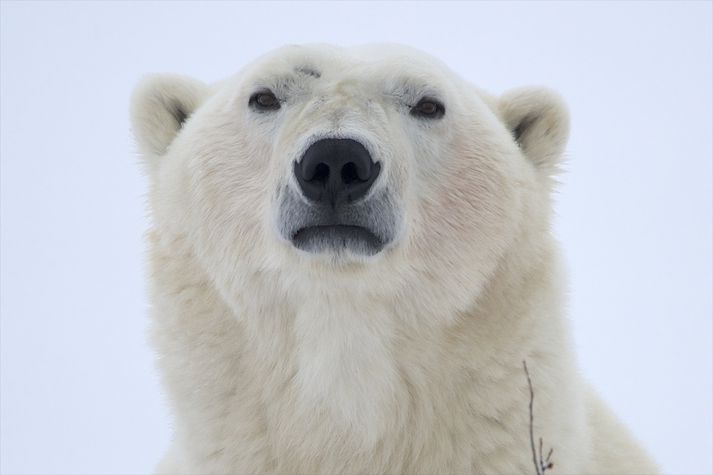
[1,2,711,474]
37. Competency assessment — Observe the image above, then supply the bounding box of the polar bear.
[131,44,658,474]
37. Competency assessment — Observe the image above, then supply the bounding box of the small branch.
[523,360,554,475]
[539,437,544,471]
[545,447,554,470]
[524,360,539,475]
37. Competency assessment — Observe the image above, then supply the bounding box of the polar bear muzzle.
[276,138,397,257]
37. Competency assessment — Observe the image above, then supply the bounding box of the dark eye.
[410,97,445,119]
[249,90,281,111]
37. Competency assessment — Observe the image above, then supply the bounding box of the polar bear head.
[131,44,568,326]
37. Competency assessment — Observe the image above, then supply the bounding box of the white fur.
[131,44,659,474]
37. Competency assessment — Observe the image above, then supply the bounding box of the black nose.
[294,138,381,207]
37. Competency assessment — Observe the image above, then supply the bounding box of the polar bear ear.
[130,74,209,158]
[499,87,570,172]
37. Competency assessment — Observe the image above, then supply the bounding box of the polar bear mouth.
[276,184,399,257]
[292,224,383,255]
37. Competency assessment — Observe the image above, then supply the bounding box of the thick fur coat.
[131,44,658,474]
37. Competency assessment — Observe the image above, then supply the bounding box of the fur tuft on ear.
[499,87,570,172]
[130,74,209,158]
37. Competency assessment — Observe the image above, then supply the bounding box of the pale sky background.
[1,2,711,474]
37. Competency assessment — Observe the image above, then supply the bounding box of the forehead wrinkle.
[295,66,321,78]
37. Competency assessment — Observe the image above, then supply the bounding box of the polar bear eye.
[249,90,281,111]
[410,97,445,119]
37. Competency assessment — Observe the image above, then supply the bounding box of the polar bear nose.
[294,138,381,207]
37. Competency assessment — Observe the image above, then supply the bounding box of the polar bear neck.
[148,228,570,470]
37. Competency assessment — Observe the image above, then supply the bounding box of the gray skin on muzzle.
[276,185,400,256]
[276,137,401,256]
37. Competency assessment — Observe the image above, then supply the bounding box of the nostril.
[312,163,330,184]
[341,162,360,185]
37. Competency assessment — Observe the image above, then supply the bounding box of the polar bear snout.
[273,136,397,258]
[294,138,381,208]
[276,136,399,258]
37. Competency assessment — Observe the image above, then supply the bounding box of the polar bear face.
[132,44,569,325]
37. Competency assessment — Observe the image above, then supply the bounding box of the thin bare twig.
[523,360,554,475]
[524,360,539,475]
[539,437,544,471]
